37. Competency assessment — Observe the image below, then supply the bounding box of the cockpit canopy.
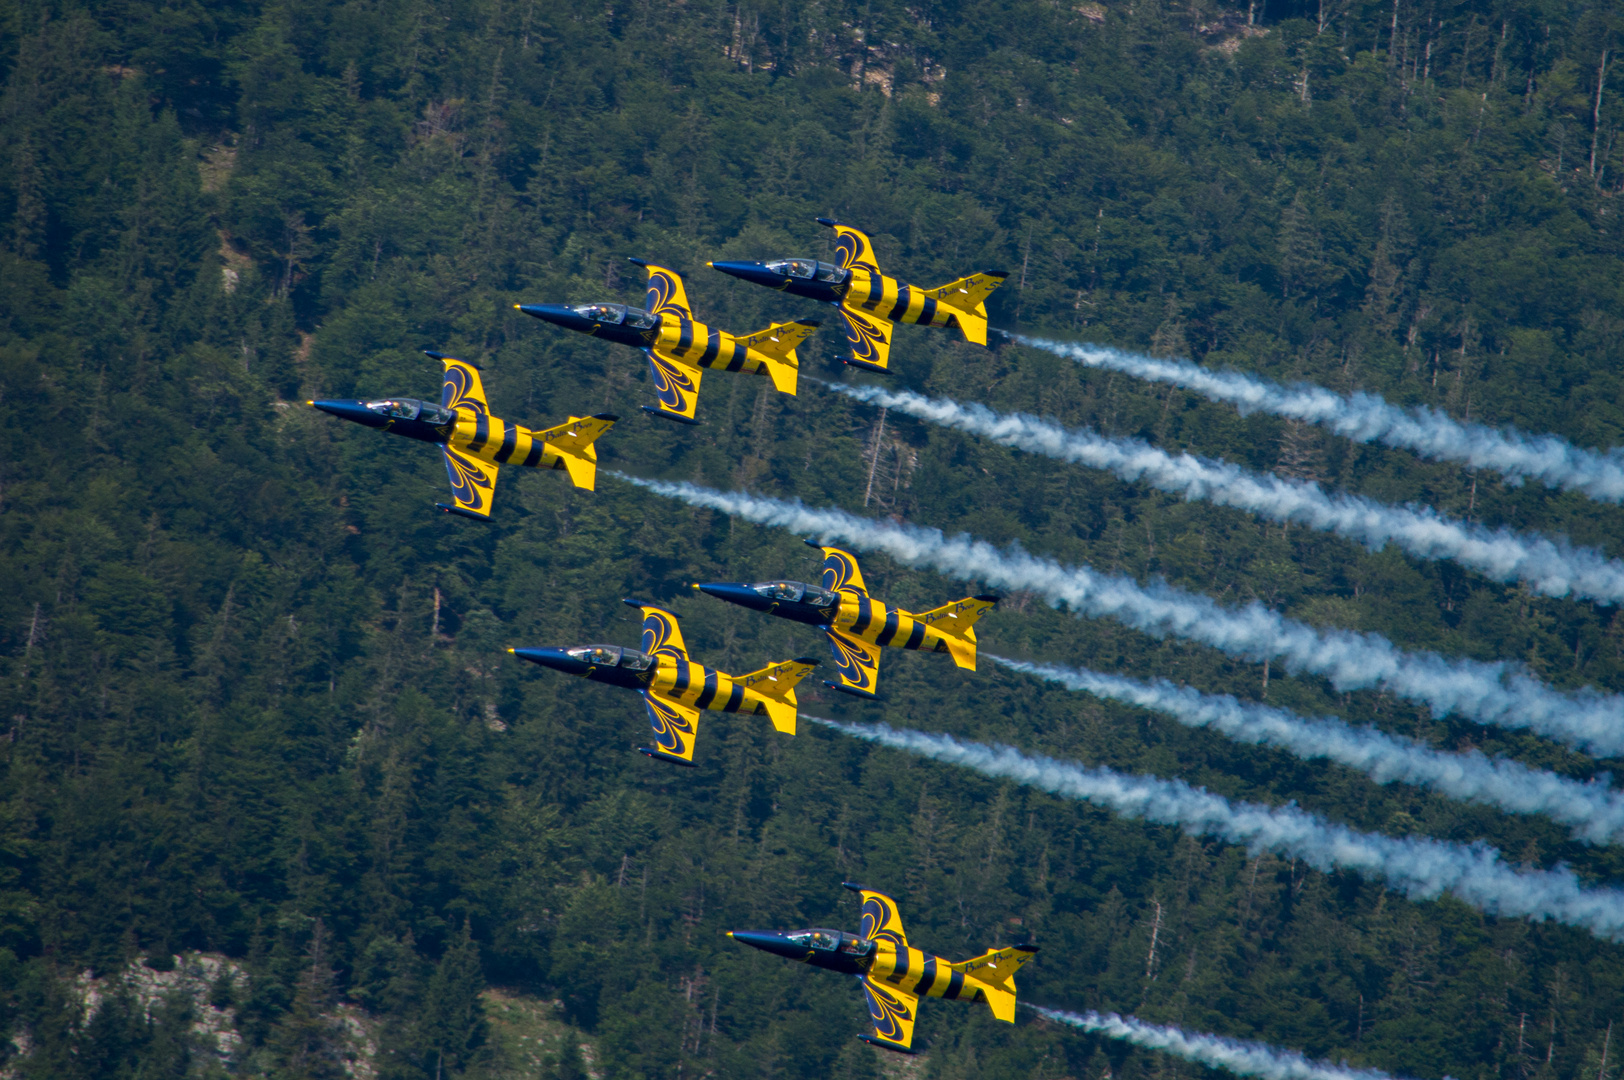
[764,259,848,283]
[785,929,874,955]
[364,398,454,425]
[570,303,660,329]
[750,580,837,606]
[565,644,655,671]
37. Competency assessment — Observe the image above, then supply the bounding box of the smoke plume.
[609,473,1624,757]
[820,380,1624,605]
[1028,1006,1414,1080]
[990,655,1624,844]
[1011,334,1624,503]
[803,716,1624,940]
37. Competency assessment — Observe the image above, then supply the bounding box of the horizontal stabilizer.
[954,943,1038,1023]
[922,272,1008,346]
[535,413,618,490]
[736,656,819,734]
[914,595,998,670]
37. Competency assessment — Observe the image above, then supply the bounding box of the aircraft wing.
[859,976,918,1053]
[640,263,693,318]
[836,306,892,372]
[855,887,908,946]
[641,691,701,765]
[825,221,882,274]
[439,445,498,519]
[817,547,868,594]
[645,349,703,423]
[438,354,490,414]
[825,628,881,698]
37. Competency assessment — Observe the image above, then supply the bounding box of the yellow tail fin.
[923,272,1007,346]
[951,944,1038,1024]
[736,320,820,395]
[735,656,820,733]
[914,595,998,670]
[536,414,618,490]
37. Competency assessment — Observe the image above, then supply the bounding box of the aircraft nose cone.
[727,930,803,958]
[708,260,780,287]
[694,582,771,611]
[509,646,591,676]
[515,303,589,331]
[309,399,387,427]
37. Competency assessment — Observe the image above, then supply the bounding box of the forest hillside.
[2,0,1624,1077]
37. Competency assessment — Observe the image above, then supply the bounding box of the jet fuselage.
[696,580,980,655]
[709,259,961,334]
[310,397,603,471]
[728,928,994,1005]
[511,645,791,718]
[518,303,805,379]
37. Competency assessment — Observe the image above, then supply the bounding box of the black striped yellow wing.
[441,445,498,518]
[645,349,702,422]
[857,888,908,947]
[831,223,881,274]
[836,306,892,371]
[819,547,868,595]
[860,976,917,1051]
[641,264,693,318]
[825,628,880,697]
[440,356,489,414]
[642,691,700,763]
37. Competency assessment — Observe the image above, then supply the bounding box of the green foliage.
[2,0,1624,1078]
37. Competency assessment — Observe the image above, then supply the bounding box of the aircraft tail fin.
[951,944,1038,1024]
[535,414,618,490]
[922,272,1008,346]
[914,595,998,670]
[737,320,820,395]
[735,656,820,733]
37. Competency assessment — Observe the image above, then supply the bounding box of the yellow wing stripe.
[441,445,498,518]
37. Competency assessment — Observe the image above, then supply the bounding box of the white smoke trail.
[608,474,1624,756]
[819,380,1624,605]
[802,716,1624,940]
[1011,333,1624,503]
[989,655,1624,845]
[1028,1006,1414,1080]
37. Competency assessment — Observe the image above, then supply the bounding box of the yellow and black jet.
[695,544,997,700]
[509,601,819,766]
[515,260,819,425]
[710,218,1006,373]
[308,351,616,520]
[729,883,1038,1054]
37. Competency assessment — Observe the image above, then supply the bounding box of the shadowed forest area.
[3,0,1624,1076]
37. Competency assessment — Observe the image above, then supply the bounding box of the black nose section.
[727,930,808,959]
[693,582,772,611]
[515,303,593,332]
[308,399,388,428]
[508,647,592,676]
[708,260,783,288]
